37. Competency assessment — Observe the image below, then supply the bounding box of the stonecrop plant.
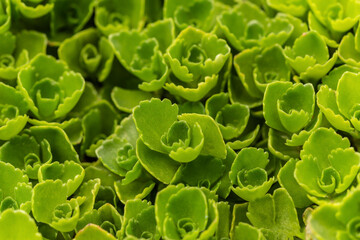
[3,0,360,239]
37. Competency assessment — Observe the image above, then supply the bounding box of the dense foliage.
[1,0,360,239]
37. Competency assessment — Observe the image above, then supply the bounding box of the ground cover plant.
[2,0,360,239]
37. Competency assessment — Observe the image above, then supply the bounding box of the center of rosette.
[0,104,18,125]
[31,77,62,118]
[80,43,102,73]
[317,166,341,194]
[187,45,207,64]
[347,217,360,239]
[0,54,15,68]
[237,167,267,189]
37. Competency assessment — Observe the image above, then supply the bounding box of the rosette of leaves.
[0,82,29,140]
[294,128,360,202]
[50,0,96,41]
[164,26,231,101]
[205,92,260,150]
[317,71,360,135]
[0,0,10,33]
[283,31,338,84]
[307,0,360,33]
[0,162,32,213]
[308,188,360,240]
[119,199,159,240]
[95,0,145,36]
[96,116,155,203]
[76,203,122,237]
[109,19,174,92]
[232,44,291,108]
[155,184,219,240]
[163,0,219,32]
[0,125,79,179]
[0,30,47,81]
[96,117,142,185]
[229,148,275,201]
[32,180,85,232]
[17,54,85,121]
[58,28,114,82]
[38,161,85,197]
[134,98,226,184]
[217,2,294,51]
[13,0,53,19]
[263,81,319,148]
[266,0,308,17]
[338,24,360,68]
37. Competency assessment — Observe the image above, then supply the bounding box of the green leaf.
[317,85,354,133]
[32,180,82,232]
[81,100,119,157]
[308,204,344,240]
[277,159,312,208]
[253,45,291,93]
[300,127,350,162]
[136,138,180,184]
[134,98,178,153]
[268,128,300,160]
[0,0,10,33]
[32,180,68,224]
[233,222,265,240]
[73,178,101,217]
[171,155,225,189]
[247,188,301,239]
[277,83,314,133]
[164,74,219,102]
[206,93,250,140]
[164,0,215,31]
[121,199,159,239]
[114,176,155,204]
[266,0,308,17]
[0,161,29,199]
[0,82,29,140]
[14,0,53,18]
[27,125,80,163]
[178,113,226,159]
[75,224,117,240]
[111,87,153,113]
[337,72,360,119]
[0,209,42,240]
